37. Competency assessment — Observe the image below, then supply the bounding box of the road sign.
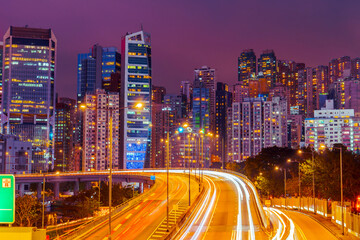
[0,174,15,224]
[265,200,271,207]
[150,175,156,180]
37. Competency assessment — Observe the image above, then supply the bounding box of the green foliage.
[300,146,360,201]
[59,189,100,220]
[100,182,135,206]
[15,195,41,227]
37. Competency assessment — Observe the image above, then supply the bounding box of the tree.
[15,195,41,227]
[59,189,100,220]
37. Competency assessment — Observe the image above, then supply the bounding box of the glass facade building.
[77,45,121,103]
[120,31,152,169]
[1,26,57,171]
[0,41,3,106]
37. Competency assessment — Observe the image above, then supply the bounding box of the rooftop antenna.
[25,25,28,28]
[141,23,143,31]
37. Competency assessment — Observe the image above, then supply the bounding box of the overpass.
[15,171,155,198]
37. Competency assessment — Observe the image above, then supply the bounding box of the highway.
[78,172,199,240]
[173,170,268,240]
[281,210,337,240]
[61,169,337,240]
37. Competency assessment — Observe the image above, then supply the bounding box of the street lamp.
[79,101,143,240]
[287,159,301,211]
[275,166,287,208]
[333,146,344,235]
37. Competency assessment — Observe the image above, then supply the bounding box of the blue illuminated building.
[77,44,121,103]
[120,30,152,169]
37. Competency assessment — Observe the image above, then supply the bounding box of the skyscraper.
[258,50,277,88]
[215,82,232,165]
[83,89,119,171]
[0,41,3,106]
[194,66,216,133]
[1,26,57,171]
[238,49,256,83]
[77,44,121,103]
[351,58,360,80]
[55,99,74,171]
[120,30,152,169]
[329,56,351,84]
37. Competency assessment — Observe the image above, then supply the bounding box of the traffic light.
[178,127,184,133]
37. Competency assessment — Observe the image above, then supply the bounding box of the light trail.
[269,207,296,240]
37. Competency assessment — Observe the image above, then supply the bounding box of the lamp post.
[275,166,287,208]
[42,172,45,229]
[79,102,143,240]
[287,159,301,210]
[333,146,344,235]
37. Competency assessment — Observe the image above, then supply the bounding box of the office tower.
[77,44,121,103]
[164,94,183,121]
[192,80,211,167]
[1,26,56,171]
[238,49,256,82]
[54,98,76,171]
[180,81,192,117]
[351,58,360,80]
[329,56,351,84]
[83,89,119,171]
[0,41,3,106]
[305,101,360,152]
[120,30,152,169]
[214,82,232,165]
[55,100,71,171]
[232,96,288,162]
[0,134,32,174]
[258,50,277,88]
[344,79,360,117]
[194,66,216,133]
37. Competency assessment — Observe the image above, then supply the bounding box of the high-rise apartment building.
[1,26,57,171]
[351,58,360,80]
[214,82,232,165]
[344,79,360,117]
[77,44,121,103]
[258,50,277,88]
[232,96,288,162]
[238,49,256,83]
[315,65,329,95]
[120,30,152,169]
[305,102,360,152]
[329,56,351,84]
[83,89,119,171]
[194,66,216,133]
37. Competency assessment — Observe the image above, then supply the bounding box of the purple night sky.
[1,0,360,98]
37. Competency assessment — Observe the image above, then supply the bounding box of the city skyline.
[1,0,360,98]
